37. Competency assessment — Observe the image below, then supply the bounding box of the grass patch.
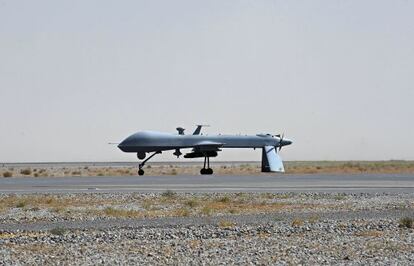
[217,196,231,203]
[162,190,177,198]
[170,169,178,175]
[0,193,332,221]
[103,207,140,218]
[202,200,294,216]
[104,207,122,216]
[291,218,304,227]
[399,217,413,229]
[45,197,54,204]
[185,199,199,208]
[173,208,190,217]
[3,171,12,178]
[355,230,383,237]
[201,206,213,216]
[334,194,346,201]
[286,160,414,174]
[52,206,66,213]
[16,201,26,208]
[50,227,66,236]
[218,219,235,229]
[308,215,319,224]
[20,168,32,175]
[142,200,153,210]
[229,208,238,214]
[0,195,108,212]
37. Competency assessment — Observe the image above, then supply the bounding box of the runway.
[1,174,414,193]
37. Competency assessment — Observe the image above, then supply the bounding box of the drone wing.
[183,141,224,158]
[193,141,224,151]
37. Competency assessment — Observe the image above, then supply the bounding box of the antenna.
[176,127,185,135]
[193,124,210,135]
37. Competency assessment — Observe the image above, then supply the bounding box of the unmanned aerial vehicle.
[118,125,292,175]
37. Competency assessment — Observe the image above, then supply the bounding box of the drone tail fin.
[261,146,285,173]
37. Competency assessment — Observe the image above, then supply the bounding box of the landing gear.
[137,151,161,176]
[200,168,213,175]
[200,156,213,175]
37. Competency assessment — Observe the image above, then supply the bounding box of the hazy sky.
[1,0,413,162]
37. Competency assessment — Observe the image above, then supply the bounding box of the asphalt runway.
[1,174,414,193]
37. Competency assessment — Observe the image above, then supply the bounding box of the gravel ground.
[1,192,413,265]
[1,192,413,223]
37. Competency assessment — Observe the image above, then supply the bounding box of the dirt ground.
[1,161,414,178]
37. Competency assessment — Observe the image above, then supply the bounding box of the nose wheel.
[137,151,161,176]
[200,157,213,175]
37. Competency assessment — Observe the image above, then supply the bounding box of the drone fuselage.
[118,131,291,152]
[117,129,292,175]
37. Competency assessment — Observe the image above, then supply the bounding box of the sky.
[0,0,413,162]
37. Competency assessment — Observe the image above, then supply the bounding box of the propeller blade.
[278,133,284,152]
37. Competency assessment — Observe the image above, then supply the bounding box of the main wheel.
[206,168,213,175]
[137,152,146,160]
[138,169,145,176]
[200,168,206,175]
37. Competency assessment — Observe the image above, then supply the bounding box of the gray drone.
[118,125,292,176]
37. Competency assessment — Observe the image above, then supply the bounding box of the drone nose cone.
[117,143,125,151]
[281,139,293,146]
[118,139,129,152]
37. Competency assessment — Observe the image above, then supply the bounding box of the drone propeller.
[278,133,284,152]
